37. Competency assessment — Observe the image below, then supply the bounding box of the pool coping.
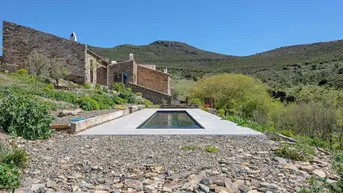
[77,109,264,136]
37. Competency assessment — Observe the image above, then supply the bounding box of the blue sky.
[0,0,342,56]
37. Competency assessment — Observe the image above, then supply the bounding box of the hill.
[89,40,343,73]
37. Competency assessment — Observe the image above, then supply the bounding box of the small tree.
[27,50,49,90]
[49,57,69,86]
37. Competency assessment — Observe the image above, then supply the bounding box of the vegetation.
[0,142,30,190]
[180,145,199,151]
[27,50,50,90]
[49,57,69,86]
[0,94,54,139]
[204,145,220,153]
[275,143,315,161]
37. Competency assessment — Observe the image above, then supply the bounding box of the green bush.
[113,83,126,93]
[0,94,54,140]
[204,145,220,153]
[43,83,55,92]
[144,99,153,107]
[90,94,115,110]
[77,96,100,111]
[275,143,315,161]
[15,68,29,75]
[0,164,20,190]
[217,109,225,117]
[95,84,101,90]
[190,98,203,106]
[119,92,136,104]
[180,145,199,151]
[83,83,91,89]
[136,92,142,97]
[280,129,295,138]
[113,95,127,105]
[3,149,30,168]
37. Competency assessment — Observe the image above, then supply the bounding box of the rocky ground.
[4,132,338,193]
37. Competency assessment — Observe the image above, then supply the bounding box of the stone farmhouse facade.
[1,21,172,104]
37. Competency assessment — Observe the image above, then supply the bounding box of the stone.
[199,184,210,193]
[260,182,278,189]
[214,186,232,193]
[114,183,123,189]
[312,169,326,178]
[14,188,34,193]
[124,179,143,190]
[224,179,240,192]
[46,180,56,188]
[60,164,74,169]
[31,183,45,191]
[162,186,173,192]
[200,177,212,186]
[273,157,287,164]
[283,163,298,171]
[58,108,82,117]
[299,165,314,173]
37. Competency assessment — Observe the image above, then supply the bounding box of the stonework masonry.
[2,21,87,84]
[96,66,107,86]
[107,60,137,88]
[128,83,172,104]
[137,65,171,94]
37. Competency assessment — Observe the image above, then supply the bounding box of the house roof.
[86,49,109,65]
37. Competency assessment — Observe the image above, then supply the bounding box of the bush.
[113,83,126,93]
[83,83,91,89]
[0,94,54,140]
[95,84,101,91]
[217,109,225,117]
[275,143,315,161]
[43,83,54,92]
[15,68,29,75]
[113,95,127,105]
[180,145,199,151]
[136,92,142,97]
[204,145,220,153]
[90,94,115,110]
[77,96,100,111]
[144,99,153,107]
[191,74,272,118]
[0,164,20,190]
[3,149,30,168]
[280,130,295,138]
[190,98,203,106]
[119,92,136,104]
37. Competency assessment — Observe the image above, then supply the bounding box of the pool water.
[137,111,203,129]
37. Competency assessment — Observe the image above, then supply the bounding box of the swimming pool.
[137,111,204,129]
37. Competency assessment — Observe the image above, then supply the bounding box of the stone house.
[1,21,172,104]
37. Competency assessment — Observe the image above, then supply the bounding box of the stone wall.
[137,65,170,95]
[107,60,136,88]
[2,21,87,84]
[128,83,172,104]
[96,66,107,86]
[86,52,100,85]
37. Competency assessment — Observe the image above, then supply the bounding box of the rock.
[14,188,34,193]
[114,183,123,189]
[58,108,82,117]
[46,180,56,188]
[224,179,240,192]
[31,183,46,191]
[60,164,74,169]
[200,177,212,186]
[214,186,235,193]
[162,186,173,192]
[260,182,278,189]
[124,179,143,190]
[233,180,248,192]
[312,169,326,178]
[199,184,210,193]
[328,173,340,180]
[283,163,298,171]
[299,165,314,173]
[273,157,287,164]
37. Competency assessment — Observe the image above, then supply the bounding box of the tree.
[27,50,49,90]
[49,57,69,86]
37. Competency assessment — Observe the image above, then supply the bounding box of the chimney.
[111,61,117,64]
[129,53,134,60]
[164,68,168,73]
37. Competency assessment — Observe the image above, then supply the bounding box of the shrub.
[180,145,199,151]
[190,98,203,106]
[217,109,225,117]
[0,94,54,140]
[191,74,272,118]
[136,92,142,97]
[83,83,91,89]
[144,99,153,107]
[113,95,127,105]
[95,84,101,91]
[113,83,126,93]
[0,164,20,190]
[280,130,295,138]
[275,143,315,161]
[90,94,115,110]
[204,145,220,153]
[3,149,30,168]
[15,68,29,75]
[119,92,136,104]
[43,83,54,92]
[77,96,100,111]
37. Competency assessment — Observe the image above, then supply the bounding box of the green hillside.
[89,39,343,73]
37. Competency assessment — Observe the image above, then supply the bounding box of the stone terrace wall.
[2,21,87,84]
[137,65,170,95]
[128,83,172,104]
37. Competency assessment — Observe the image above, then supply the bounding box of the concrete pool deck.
[78,109,264,136]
